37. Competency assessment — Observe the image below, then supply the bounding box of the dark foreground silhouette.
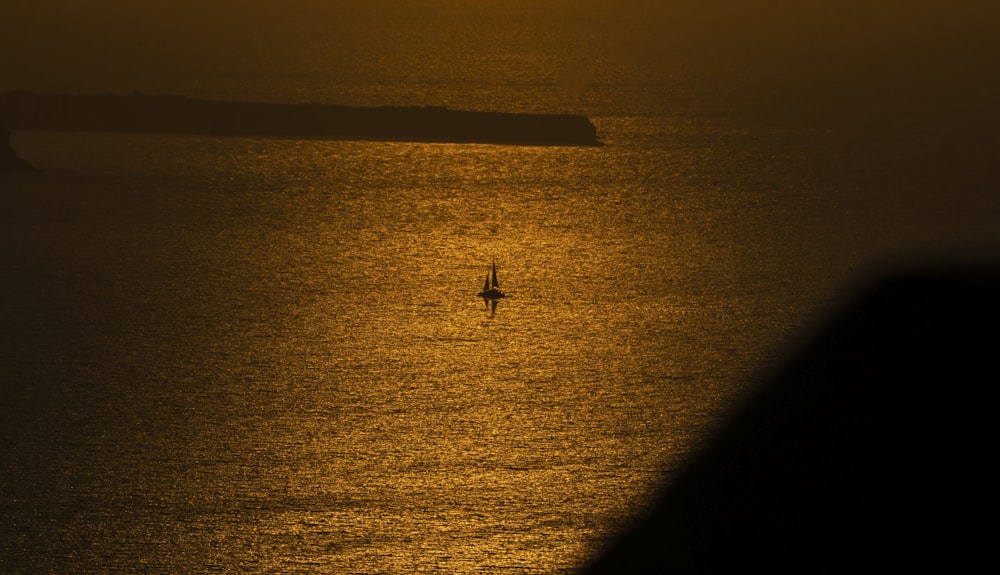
[0,91,600,146]
[582,264,999,573]
[1,126,32,172]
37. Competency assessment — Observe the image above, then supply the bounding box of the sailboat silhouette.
[478,259,506,300]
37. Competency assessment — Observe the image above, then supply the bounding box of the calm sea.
[3,8,999,573]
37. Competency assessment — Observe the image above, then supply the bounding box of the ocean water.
[3,4,1000,573]
[5,113,996,574]
[0,121,737,573]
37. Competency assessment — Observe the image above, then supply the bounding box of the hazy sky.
[1,1,997,121]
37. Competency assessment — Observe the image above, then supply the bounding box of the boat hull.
[478,289,505,300]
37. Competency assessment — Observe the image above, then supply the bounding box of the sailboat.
[478,259,506,300]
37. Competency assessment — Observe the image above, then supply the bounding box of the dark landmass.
[0,91,600,146]
[1,125,33,172]
[583,265,999,573]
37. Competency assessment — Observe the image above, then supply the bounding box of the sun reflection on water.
[3,123,795,574]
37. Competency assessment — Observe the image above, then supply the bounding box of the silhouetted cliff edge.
[0,91,600,146]
[1,126,32,172]
[582,265,1000,574]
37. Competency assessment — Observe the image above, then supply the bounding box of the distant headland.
[0,91,601,147]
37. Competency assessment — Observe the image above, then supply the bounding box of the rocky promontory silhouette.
[1,126,32,173]
[0,91,601,146]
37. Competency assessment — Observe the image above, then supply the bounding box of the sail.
[491,261,499,290]
[483,273,491,292]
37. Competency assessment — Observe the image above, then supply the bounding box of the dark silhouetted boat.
[478,259,506,300]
